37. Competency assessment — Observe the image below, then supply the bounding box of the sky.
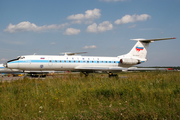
[0,0,180,66]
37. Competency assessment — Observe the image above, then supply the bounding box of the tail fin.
[122,37,176,59]
[127,41,149,59]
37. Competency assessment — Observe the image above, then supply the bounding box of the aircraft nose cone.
[3,62,7,68]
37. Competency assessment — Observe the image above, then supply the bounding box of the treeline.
[138,66,180,70]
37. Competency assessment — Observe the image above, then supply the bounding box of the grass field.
[1,71,180,119]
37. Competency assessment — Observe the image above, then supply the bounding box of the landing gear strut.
[108,72,118,78]
[28,73,47,78]
[80,72,89,77]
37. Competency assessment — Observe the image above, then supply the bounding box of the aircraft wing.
[24,70,56,73]
[75,66,127,71]
[75,66,172,71]
[60,52,87,56]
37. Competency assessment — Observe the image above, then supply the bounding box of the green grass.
[1,71,180,119]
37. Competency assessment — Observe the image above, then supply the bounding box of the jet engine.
[120,58,141,65]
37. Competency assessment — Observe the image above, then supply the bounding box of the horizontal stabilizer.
[131,37,176,42]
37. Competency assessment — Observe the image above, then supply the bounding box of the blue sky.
[0,0,179,66]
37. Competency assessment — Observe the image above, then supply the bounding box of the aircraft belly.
[119,64,136,68]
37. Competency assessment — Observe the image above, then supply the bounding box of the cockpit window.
[20,56,25,59]
[7,56,21,63]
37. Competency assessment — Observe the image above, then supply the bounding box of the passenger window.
[55,60,57,62]
[49,60,52,62]
[60,60,61,63]
[109,61,111,63]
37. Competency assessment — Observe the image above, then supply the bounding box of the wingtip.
[173,37,176,39]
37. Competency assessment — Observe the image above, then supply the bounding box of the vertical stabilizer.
[127,41,149,59]
[120,37,176,59]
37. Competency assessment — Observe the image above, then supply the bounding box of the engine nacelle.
[120,58,140,65]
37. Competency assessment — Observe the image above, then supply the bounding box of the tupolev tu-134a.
[3,37,176,77]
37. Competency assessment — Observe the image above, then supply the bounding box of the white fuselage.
[6,55,134,71]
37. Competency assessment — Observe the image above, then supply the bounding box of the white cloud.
[83,45,97,49]
[100,0,127,2]
[114,14,151,25]
[71,20,82,24]
[128,24,136,28]
[4,21,69,33]
[86,21,113,33]
[67,8,101,24]
[1,39,25,45]
[63,28,81,35]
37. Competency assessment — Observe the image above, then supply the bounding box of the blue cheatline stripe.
[9,60,120,64]
[31,60,49,63]
[136,47,144,49]
[8,61,19,64]
[0,67,5,68]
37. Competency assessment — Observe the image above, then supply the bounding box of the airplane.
[3,37,176,77]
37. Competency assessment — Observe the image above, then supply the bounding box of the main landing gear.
[26,73,47,78]
[108,72,118,78]
[80,71,118,78]
[80,72,89,77]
